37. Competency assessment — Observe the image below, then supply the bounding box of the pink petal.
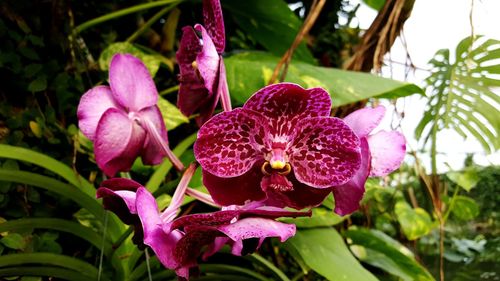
[202,0,225,53]
[176,26,211,117]
[109,54,158,112]
[77,86,119,141]
[244,83,332,126]
[343,105,386,138]
[138,106,168,165]
[195,58,225,126]
[368,130,406,177]
[217,217,296,244]
[201,167,266,206]
[195,24,220,95]
[136,187,182,270]
[289,117,361,188]
[332,139,370,216]
[194,108,268,177]
[94,108,146,176]
[203,237,230,260]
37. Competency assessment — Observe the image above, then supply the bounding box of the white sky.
[345,0,500,173]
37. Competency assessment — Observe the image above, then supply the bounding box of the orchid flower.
[176,0,231,126]
[96,163,307,279]
[194,83,362,210]
[332,105,406,216]
[77,53,184,176]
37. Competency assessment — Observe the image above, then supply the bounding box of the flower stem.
[74,0,181,33]
[219,60,232,112]
[161,163,197,221]
[186,187,220,207]
[126,3,179,43]
[141,117,185,172]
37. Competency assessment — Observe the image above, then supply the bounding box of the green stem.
[248,254,290,281]
[442,185,460,222]
[126,4,179,43]
[74,0,181,33]
[199,264,271,281]
[159,85,180,96]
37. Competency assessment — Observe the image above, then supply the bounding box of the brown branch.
[268,0,326,84]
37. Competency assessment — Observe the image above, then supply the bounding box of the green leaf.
[417,36,500,153]
[0,266,91,281]
[446,169,479,192]
[284,228,378,281]
[224,52,422,106]
[222,0,315,63]
[395,201,433,240]
[346,227,435,281]
[157,97,189,130]
[0,233,26,250]
[280,208,345,228]
[451,196,479,220]
[99,42,167,77]
[27,76,47,92]
[362,0,386,10]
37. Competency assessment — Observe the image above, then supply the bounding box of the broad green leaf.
[284,228,378,281]
[222,0,315,63]
[280,208,345,228]
[0,233,26,250]
[224,52,422,106]
[416,36,500,153]
[27,75,47,92]
[0,266,91,281]
[99,42,172,77]
[157,97,189,130]
[346,227,435,281]
[446,169,479,192]
[395,201,433,240]
[451,196,479,220]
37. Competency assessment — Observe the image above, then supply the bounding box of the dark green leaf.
[346,227,435,281]
[395,201,433,240]
[284,228,378,281]
[225,52,422,106]
[27,76,47,92]
[280,207,345,228]
[0,233,26,250]
[222,0,315,63]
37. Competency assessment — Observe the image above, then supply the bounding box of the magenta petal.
[136,187,182,270]
[109,54,158,112]
[194,108,268,177]
[202,167,266,206]
[138,106,168,165]
[177,26,211,117]
[290,117,361,188]
[202,0,225,53]
[263,172,331,210]
[332,139,370,216]
[195,24,220,95]
[244,83,332,121]
[217,217,296,244]
[94,108,146,176]
[195,58,225,126]
[368,130,406,177]
[343,105,386,138]
[174,226,221,268]
[77,86,119,141]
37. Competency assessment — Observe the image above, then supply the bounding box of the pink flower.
[332,106,406,215]
[176,0,230,126]
[194,83,362,210]
[77,54,183,176]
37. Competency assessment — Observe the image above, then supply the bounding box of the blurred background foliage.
[0,0,498,280]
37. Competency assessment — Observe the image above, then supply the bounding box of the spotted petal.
[194,108,268,177]
[289,117,361,188]
[94,108,146,176]
[343,105,385,138]
[368,130,406,176]
[109,54,158,112]
[202,0,225,53]
[332,138,370,216]
[77,86,119,141]
[244,83,332,123]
